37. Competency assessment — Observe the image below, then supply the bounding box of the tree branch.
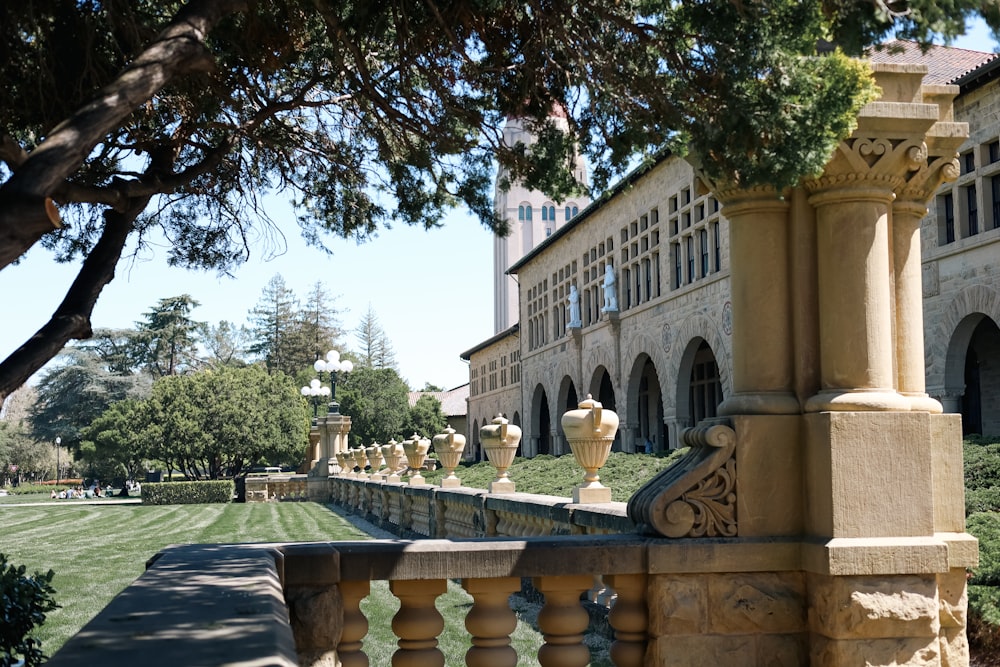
[0,0,247,271]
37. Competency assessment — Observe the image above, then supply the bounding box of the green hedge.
[141,480,234,505]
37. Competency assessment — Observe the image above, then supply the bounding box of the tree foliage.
[248,275,342,376]
[134,294,202,377]
[354,305,397,370]
[0,0,997,398]
[402,394,448,440]
[139,366,308,479]
[0,554,58,667]
[338,366,411,447]
[28,349,152,455]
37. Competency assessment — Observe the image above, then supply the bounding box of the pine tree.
[248,275,301,375]
[354,305,397,370]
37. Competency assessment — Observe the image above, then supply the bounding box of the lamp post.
[313,349,353,414]
[55,436,61,486]
[300,378,331,421]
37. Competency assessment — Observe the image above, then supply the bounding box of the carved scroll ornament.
[627,421,736,538]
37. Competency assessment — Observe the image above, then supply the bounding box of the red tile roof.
[867,40,997,85]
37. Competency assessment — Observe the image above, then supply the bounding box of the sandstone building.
[463,42,1000,460]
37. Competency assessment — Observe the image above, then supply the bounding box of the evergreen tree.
[134,295,202,377]
[354,305,397,370]
[248,275,302,375]
[299,281,345,359]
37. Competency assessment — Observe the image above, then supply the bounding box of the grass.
[419,449,689,501]
[1,502,581,665]
[0,502,370,655]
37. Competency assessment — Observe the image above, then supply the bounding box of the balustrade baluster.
[389,578,446,667]
[338,579,370,667]
[606,574,647,667]
[533,575,593,667]
[462,577,520,667]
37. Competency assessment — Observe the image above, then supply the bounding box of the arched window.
[518,205,525,221]
[547,205,555,220]
[542,206,549,221]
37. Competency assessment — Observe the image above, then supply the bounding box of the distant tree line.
[0,275,446,485]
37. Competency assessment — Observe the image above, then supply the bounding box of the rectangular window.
[634,263,641,305]
[700,228,709,277]
[964,151,976,174]
[943,193,955,244]
[652,252,661,297]
[968,185,979,236]
[686,236,695,283]
[623,267,632,308]
[713,221,721,271]
[673,242,682,289]
[991,140,1000,164]
[992,176,1000,229]
[643,257,652,300]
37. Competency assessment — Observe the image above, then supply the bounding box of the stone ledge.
[647,537,801,574]
[802,536,951,576]
[46,544,298,667]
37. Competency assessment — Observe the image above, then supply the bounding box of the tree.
[300,281,345,357]
[248,274,306,375]
[134,295,202,377]
[141,366,308,479]
[1,1,997,399]
[197,320,251,369]
[80,399,151,487]
[354,305,397,370]
[338,366,411,447]
[28,349,152,455]
[402,394,448,440]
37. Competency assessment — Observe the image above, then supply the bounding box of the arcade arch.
[945,313,1000,435]
[588,366,620,450]
[530,384,553,456]
[627,355,665,453]
[676,338,724,430]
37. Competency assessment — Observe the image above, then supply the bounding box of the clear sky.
[0,202,496,391]
[1,20,996,393]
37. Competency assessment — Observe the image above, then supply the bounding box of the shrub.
[0,554,58,667]
[141,480,234,505]
[967,487,1000,515]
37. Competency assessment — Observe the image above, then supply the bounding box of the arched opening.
[632,356,665,453]
[676,338,724,429]
[589,366,620,451]
[471,419,480,462]
[949,315,1000,435]
[556,376,579,456]
[531,384,552,457]
[512,411,521,428]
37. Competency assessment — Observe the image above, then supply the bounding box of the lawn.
[1,501,588,666]
[1,502,370,656]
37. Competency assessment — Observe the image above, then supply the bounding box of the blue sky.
[1,21,996,392]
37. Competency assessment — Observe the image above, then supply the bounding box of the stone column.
[713,186,800,415]
[891,86,965,413]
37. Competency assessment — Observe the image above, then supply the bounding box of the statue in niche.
[602,265,618,312]
[568,285,582,328]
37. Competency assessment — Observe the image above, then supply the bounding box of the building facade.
[466,43,1000,454]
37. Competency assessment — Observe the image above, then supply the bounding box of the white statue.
[568,285,582,328]
[602,265,618,312]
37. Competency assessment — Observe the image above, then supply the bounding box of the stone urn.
[480,414,521,494]
[335,451,351,476]
[365,442,384,480]
[381,439,405,483]
[352,447,369,479]
[432,425,467,488]
[402,433,431,485]
[561,394,619,503]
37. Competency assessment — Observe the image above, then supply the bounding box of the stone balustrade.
[245,473,310,502]
[327,476,634,538]
[46,535,822,667]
